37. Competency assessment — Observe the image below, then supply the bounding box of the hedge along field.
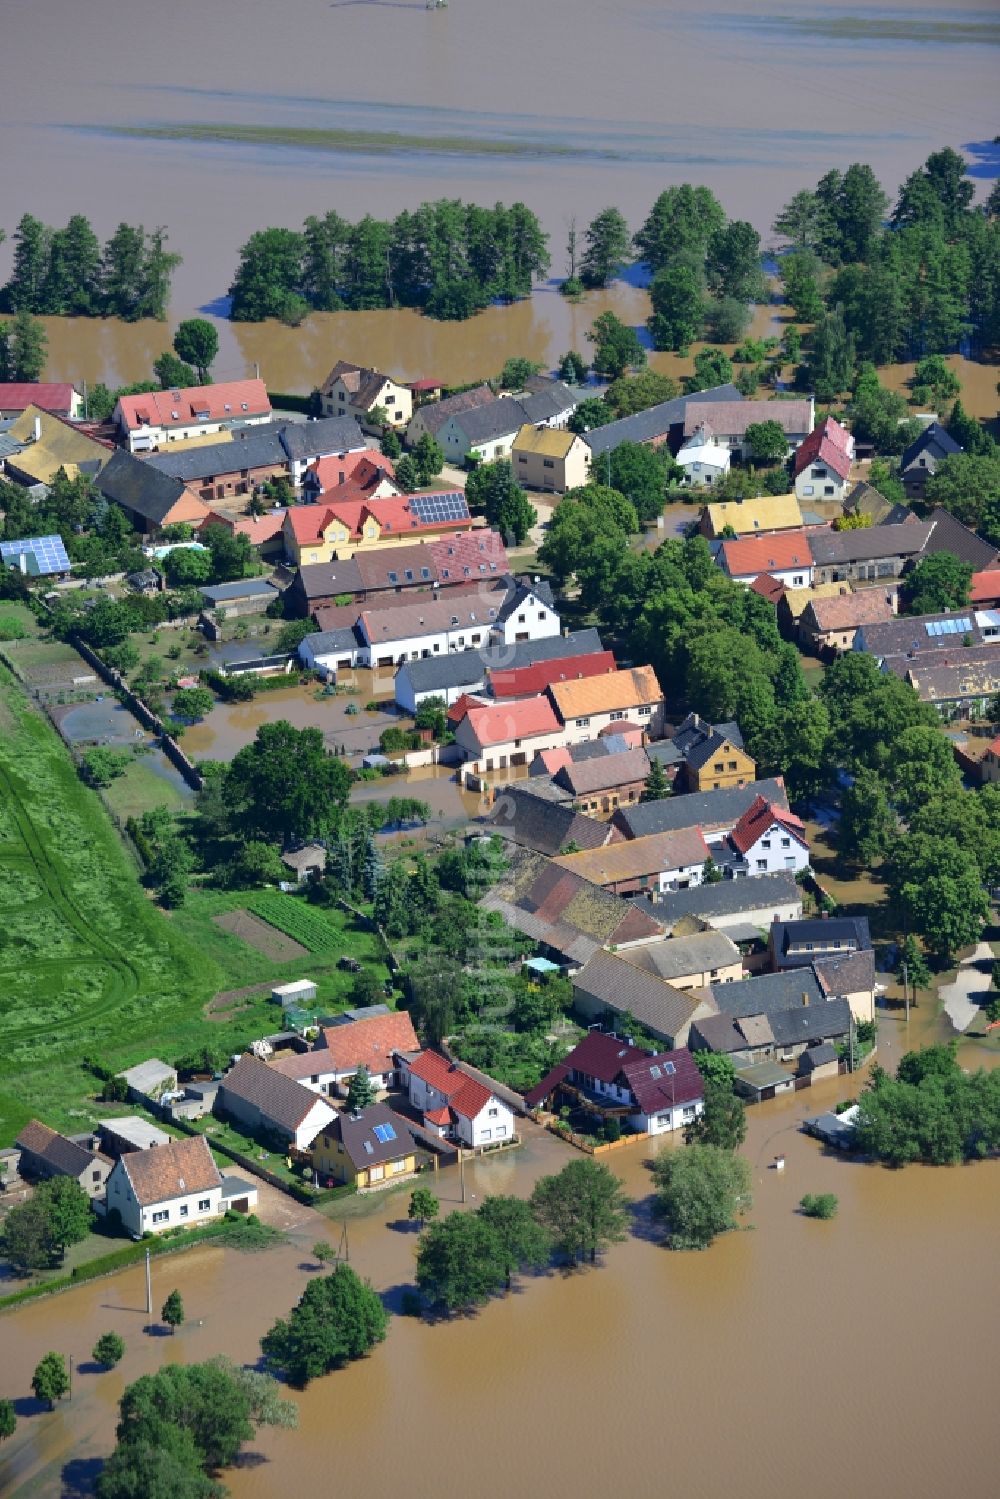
[0,667,220,1143]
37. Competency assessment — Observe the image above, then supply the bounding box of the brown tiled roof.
[487,784,614,857]
[553,827,709,885]
[573,950,712,1042]
[15,1119,99,1177]
[548,665,662,722]
[804,591,895,632]
[319,1011,419,1076]
[120,1135,222,1207]
[412,384,494,435]
[556,746,650,796]
[684,399,813,438]
[221,1054,331,1132]
[268,1049,339,1082]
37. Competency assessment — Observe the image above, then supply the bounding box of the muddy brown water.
[2,1010,999,1499]
[3,0,998,402]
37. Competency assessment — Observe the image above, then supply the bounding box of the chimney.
[801,991,810,1007]
[33,415,42,442]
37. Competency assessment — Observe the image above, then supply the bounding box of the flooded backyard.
[2,1010,999,1499]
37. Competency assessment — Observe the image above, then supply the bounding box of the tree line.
[228,200,550,324]
[0,214,180,320]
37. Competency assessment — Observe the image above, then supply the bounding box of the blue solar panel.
[0,534,71,576]
[410,493,470,525]
[925,616,971,637]
[372,1122,396,1144]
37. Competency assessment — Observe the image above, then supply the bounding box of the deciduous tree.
[261,1264,388,1384]
[32,1353,69,1409]
[172,319,219,384]
[529,1158,629,1263]
[580,207,631,288]
[415,1212,506,1311]
[653,1144,752,1250]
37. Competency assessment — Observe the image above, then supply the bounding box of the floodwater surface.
[2,1014,999,1499]
[1,0,997,392]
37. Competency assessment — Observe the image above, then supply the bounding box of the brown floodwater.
[3,1009,999,1499]
[3,0,998,397]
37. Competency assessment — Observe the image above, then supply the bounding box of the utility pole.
[253,360,260,382]
[849,1015,854,1073]
[69,1354,73,1401]
[82,379,88,421]
[459,1146,466,1204]
[145,1247,152,1317]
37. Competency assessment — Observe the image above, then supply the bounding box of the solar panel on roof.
[925,616,972,637]
[0,534,71,576]
[372,1122,397,1144]
[410,493,469,525]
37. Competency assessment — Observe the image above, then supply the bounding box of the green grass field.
[102,757,188,820]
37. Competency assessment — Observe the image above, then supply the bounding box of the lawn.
[102,756,188,820]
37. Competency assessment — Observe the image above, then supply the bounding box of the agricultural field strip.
[243,892,348,954]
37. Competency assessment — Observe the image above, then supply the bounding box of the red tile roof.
[120,1135,222,1207]
[721,531,812,578]
[319,1011,419,1076]
[426,529,509,581]
[408,1050,494,1121]
[305,450,396,495]
[0,382,78,412]
[424,1106,451,1126]
[793,418,854,481]
[116,379,270,432]
[523,1029,702,1115]
[287,493,470,547]
[970,569,1000,605]
[749,572,787,604]
[461,695,562,749]
[729,794,807,856]
[491,650,617,700]
[447,692,490,723]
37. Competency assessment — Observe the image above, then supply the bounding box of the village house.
[647,713,756,792]
[899,421,961,499]
[571,949,717,1049]
[920,507,999,572]
[792,416,855,504]
[583,383,741,461]
[552,826,711,896]
[727,794,810,877]
[623,928,743,991]
[311,1102,417,1190]
[798,589,896,653]
[636,869,803,932]
[200,509,288,562]
[358,582,518,669]
[147,428,287,502]
[14,1120,111,1200]
[391,622,598,712]
[511,424,591,493]
[491,647,617,701]
[0,381,83,420]
[492,578,559,646]
[899,647,1000,717]
[97,1118,171,1158]
[104,1135,223,1237]
[97,449,211,533]
[842,481,913,526]
[300,449,399,506]
[689,970,852,1066]
[315,1010,420,1092]
[287,529,510,617]
[676,422,731,487]
[1,534,72,579]
[217,1054,336,1151]
[769,916,871,971]
[0,405,113,487]
[700,493,803,541]
[434,398,529,466]
[970,569,1000,610]
[548,664,664,744]
[813,949,878,1025]
[266,1049,341,1097]
[283,490,472,567]
[404,384,495,447]
[113,379,272,453]
[486,782,618,858]
[546,743,651,816]
[776,581,856,641]
[403,1051,515,1148]
[683,397,815,461]
[525,1031,705,1136]
[199,578,280,619]
[797,1042,840,1084]
[853,606,1000,664]
[479,844,664,966]
[613,776,790,843]
[808,520,934,586]
[718,530,814,588]
[454,694,566,773]
[319,361,413,430]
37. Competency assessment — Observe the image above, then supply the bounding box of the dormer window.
[224,403,231,412]
[241,402,249,411]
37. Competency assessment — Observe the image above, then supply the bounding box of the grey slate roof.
[333,1101,416,1171]
[147,427,286,481]
[809,521,933,566]
[293,557,366,601]
[623,930,741,982]
[495,578,556,623]
[812,949,877,998]
[614,778,789,840]
[800,1042,838,1069]
[632,871,801,925]
[922,508,998,571]
[200,578,279,604]
[771,915,871,962]
[454,398,531,445]
[900,421,961,471]
[488,784,612,857]
[15,1120,101,1178]
[397,627,604,697]
[396,650,488,694]
[706,968,825,1020]
[305,625,362,657]
[413,384,494,437]
[278,415,366,460]
[98,449,191,525]
[573,950,706,1043]
[584,384,741,458]
[518,382,576,423]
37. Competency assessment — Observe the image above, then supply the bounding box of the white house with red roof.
[727,794,810,877]
[793,417,854,504]
[113,379,272,452]
[0,382,82,420]
[524,1031,704,1136]
[403,1050,515,1148]
[316,1010,420,1091]
[301,449,399,504]
[718,531,814,588]
[452,694,567,773]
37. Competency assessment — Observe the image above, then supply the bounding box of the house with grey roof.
[436,398,534,465]
[691,995,852,1065]
[15,1120,111,1200]
[583,384,741,459]
[572,949,717,1048]
[622,929,743,990]
[900,421,961,499]
[633,870,803,933]
[809,521,934,585]
[217,1054,336,1151]
[393,625,605,713]
[300,625,364,674]
[199,578,280,617]
[98,449,212,532]
[612,777,789,842]
[405,385,495,446]
[312,1101,417,1190]
[920,507,998,572]
[487,783,615,858]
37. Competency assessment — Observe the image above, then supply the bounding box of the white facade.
[121,412,270,454]
[407,1070,515,1147]
[795,463,849,503]
[452,717,567,773]
[494,589,561,646]
[436,411,523,465]
[725,561,814,589]
[105,1159,223,1237]
[559,700,663,746]
[677,431,731,487]
[394,666,487,714]
[360,619,497,669]
[740,824,810,877]
[300,635,363,673]
[630,1098,704,1135]
[660,858,707,893]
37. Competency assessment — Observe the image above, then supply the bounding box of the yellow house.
[700,493,804,540]
[311,1103,417,1190]
[511,424,592,494]
[320,361,414,430]
[283,492,471,566]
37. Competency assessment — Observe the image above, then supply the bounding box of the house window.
[369,1165,384,1182]
[781,837,791,848]
[180,1204,189,1218]
[198,1198,211,1211]
[756,859,767,871]
[543,459,554,469]
[576,717,590,728]
[152,1210,169,1224]
[761,838,771,849]
[637,705,651,716]
[92,1170,102,1182]
[714,761,724,772]
[793,574,804,586]
[495,1125,507,1137]
[610,710,624,722]
[517,454,527,463]
[488,1106,499,1117]
[517,613,526,623]
[481,1129,491,1141]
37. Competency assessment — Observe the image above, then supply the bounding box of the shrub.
[800,1193,838,1220]
[92,1331,125,1367]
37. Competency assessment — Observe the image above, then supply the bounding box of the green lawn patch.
[102,757,188,820]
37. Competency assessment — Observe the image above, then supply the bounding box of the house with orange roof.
[727,794,809,877]
[547,664,664,744]
[319,360,413,430]
[452,693,566,773]
[402,1050,516,1148]
[490,648,617,701]
[283,490,472,566]
[301,449,399,504]
[793,416,855,503]
[315,1010,420,1091]
[718,531,814,588]
[113,379,271,453]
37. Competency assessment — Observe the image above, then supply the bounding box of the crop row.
[245,893,343,954]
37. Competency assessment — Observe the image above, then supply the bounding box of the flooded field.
[2,0,998,395]
[2,1013,998,1499]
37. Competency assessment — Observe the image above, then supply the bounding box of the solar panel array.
[410,492,470,525]
[924,616,972,637]
[0,533,71,575]
[373,1121,397,1144]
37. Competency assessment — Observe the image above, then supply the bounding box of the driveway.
[939,942,994,1032]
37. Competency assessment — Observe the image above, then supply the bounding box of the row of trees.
[855,1044,1000,1165]
[229,200,550,323]
[1,213,180,320]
